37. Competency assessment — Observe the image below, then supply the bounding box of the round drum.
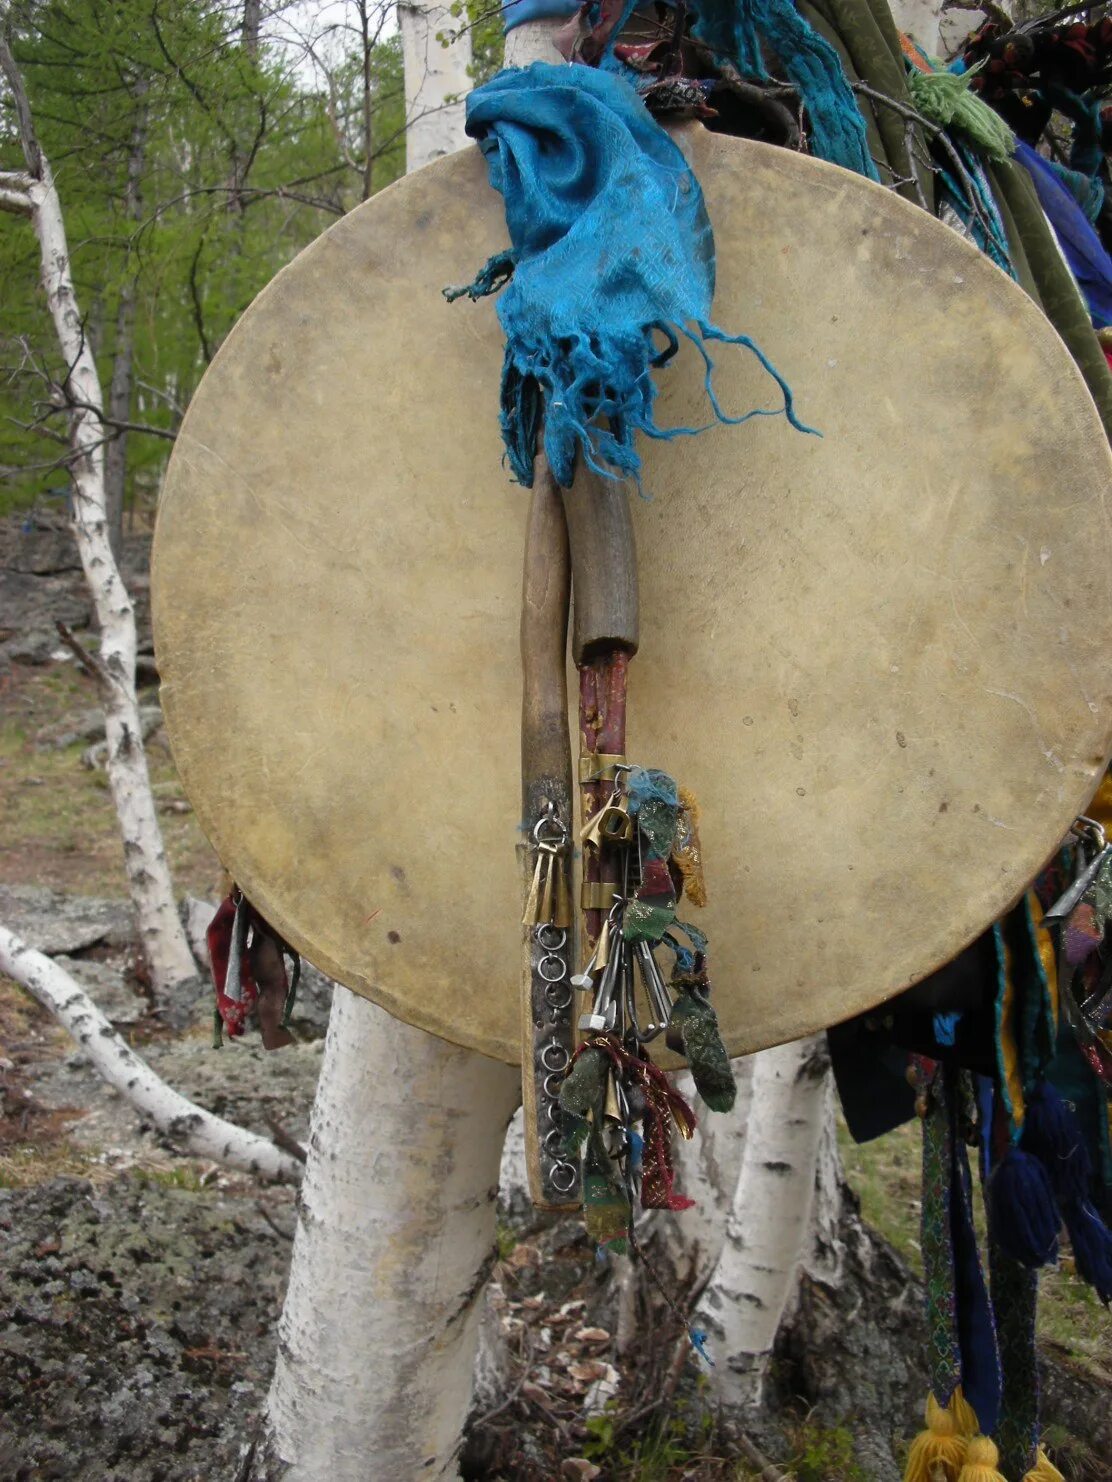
[152,126,1112,1063]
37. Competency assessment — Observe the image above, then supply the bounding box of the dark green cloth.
[804,0,933,210]
[989,158,1112,441]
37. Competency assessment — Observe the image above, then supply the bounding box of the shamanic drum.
[152,126,1112,1063]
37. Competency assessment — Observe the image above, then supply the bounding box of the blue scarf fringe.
[450,62,815,488]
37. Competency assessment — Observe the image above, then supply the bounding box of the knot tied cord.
[448,62,815,488]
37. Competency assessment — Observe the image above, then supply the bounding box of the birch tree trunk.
[249,21,521,1479]
[692,1038,833,1414]
[398,0,475,170]
[0,38,198,997]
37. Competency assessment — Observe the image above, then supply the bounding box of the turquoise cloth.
[693,0,878,181]
[454,61,812,487]
[500,0,578,34]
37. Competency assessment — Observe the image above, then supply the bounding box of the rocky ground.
[1,508,1109,1480]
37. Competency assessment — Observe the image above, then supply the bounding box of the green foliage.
[132,1165,207,1193]
[0,1,412,518]
[583,1395,718,1479]
[784,1417,867,1482]
[494,1219,517,1261]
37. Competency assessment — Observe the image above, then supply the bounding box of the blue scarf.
[449,62,812,488]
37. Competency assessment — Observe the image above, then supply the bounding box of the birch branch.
[0,186,32,216]
[0,31,198,995]
[0,925,302,1186]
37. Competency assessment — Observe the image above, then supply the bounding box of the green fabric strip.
[986,167,1041,303]
[988,1239,1040,1479]
[806,0,932,210]
[989,158,1112,439]
[921,1074,962,1404]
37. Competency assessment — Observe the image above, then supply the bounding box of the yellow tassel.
[948,1387,980,1439]
[956,1435,1007,1482]
[904,1394,968,1482]
[1022,1447,1064,1482]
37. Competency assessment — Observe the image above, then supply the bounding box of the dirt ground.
[1,513,1109,1479]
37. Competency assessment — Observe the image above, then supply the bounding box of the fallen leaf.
[567,1359,608,1384]
[573,1326,609,1344]
[561,1461,601,1480]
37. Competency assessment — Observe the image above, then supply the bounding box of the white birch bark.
[665,1058,756,1285]
[503,19,565,68]
[398,0,475,170]
[0,927,300,1183]
[887,0,946,54]
[251,21,521,1479]
[887,0,991,60]
[693,1037,833,1412]
[0,40,197,996]
[257,995,518,1479]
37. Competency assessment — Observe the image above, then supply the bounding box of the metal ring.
[543,1127,564,1155]
[544,980,572,1011]
[538,954,566,983]
[542,1072,565,1100]
[549,1162,578,1194]
[537,925,566,952]
[541,1041,571,1073]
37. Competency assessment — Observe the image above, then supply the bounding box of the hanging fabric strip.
[692,0,878,180]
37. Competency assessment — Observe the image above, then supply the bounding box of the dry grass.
[0,661,218,897]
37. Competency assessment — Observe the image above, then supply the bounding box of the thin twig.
[55,620,113,689]
[735,1431,792,1482]
[852,79,1002,246]
[265,1114,307,1164]
[255,1200,295,1242]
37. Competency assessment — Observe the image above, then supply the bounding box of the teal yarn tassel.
[693,0,878,181]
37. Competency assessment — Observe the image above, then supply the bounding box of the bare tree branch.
[0,31,43,178]
[0,186,33,215]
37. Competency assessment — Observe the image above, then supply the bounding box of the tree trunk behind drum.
[248,21,522,1480]
[398,0,475,172]
[0,39,198,998]
[692,1038,833,1414]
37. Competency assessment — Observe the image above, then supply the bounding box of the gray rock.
[36,706,106,750]
[0,569,91,637]
[0,1174,292,1481]
[3,523,81,576]
[1,626,67,666]
[53,955,147,1025]
[0,884,135,955]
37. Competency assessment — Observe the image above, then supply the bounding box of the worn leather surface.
[152,127,1112,1063]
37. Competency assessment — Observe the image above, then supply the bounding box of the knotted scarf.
[450,61,812,487]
